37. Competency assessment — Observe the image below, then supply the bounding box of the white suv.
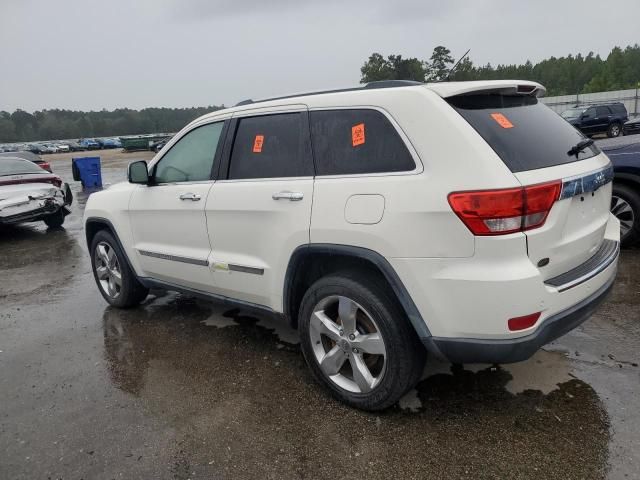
[84,80,620,410]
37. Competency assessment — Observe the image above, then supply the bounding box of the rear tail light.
[51,176,62,187]
[448,181,561,235]
[508,312,541,331]
[40,162,52,172]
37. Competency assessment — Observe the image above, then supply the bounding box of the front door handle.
[272,191,304,201]
[179,193,201,201]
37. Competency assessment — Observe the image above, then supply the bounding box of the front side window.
[228,113,312,180]
[154,122,224,183]
[310,109,415,176]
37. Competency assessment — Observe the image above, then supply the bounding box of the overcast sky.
[1,0,639,112]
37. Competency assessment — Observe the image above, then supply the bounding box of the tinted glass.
[448,94,600,173]
[154,122,223,183]
[611,104,627,115]
[596,106,611,117]
[0,158,45,175]
[228,113,312,179]
[583,107,596,118]
[310,109,415,175]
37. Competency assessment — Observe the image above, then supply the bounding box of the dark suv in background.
[561,102,628,137]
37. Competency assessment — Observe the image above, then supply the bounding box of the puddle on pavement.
[101,292,610,479]
[0,224,85,300]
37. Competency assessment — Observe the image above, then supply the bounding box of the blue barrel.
[72,156,102,188]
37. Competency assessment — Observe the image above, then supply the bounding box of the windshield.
[561,108,585,119]
[0,158,46,176]
[448,94,600,173]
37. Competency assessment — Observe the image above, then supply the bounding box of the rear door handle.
[272,191,304,201]
[179,193,201,201]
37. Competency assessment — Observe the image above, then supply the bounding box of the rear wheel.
[612,184,640,247]
[607,123,622,138]
[299,273,425,411]
[90,230,149,308]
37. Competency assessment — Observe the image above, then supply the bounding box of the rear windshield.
[448,94,600,172]
[0,158,45,176]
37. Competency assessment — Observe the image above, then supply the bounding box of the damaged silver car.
[0,157,72,228]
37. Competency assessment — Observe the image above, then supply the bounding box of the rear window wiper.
[567,138,594,157]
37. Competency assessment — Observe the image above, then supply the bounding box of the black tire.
[298,272,426,411]
[90,230,149,308]
[607,122,622,138]
[612,184,640,247]
[43,209,65,228]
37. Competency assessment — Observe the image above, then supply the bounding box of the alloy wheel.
[611,195,635,238]
[309,295,386,394]
[94,241,122,299]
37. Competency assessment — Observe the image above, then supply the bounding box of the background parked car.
[79,138,100,150]
[40,144,59,154]
[64,141,85,151]
[26,144,45,154]
[0,151,52,172]
[0,157,72,228]
[99,138,121,149]
[55,143,70,153]
[561,102,628,137]
[623,114,640,136]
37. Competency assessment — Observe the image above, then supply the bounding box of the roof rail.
[363,80,424,89]
[234,80,424,107]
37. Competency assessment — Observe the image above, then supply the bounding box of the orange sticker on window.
[253,134,264,153]
[490,113,514,129]
[352,123,365,147]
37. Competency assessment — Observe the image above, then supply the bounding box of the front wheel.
[90,230,149,308]
[298,273,425,411]
[43,209,65,228]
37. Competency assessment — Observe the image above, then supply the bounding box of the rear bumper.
[427,273,615,364]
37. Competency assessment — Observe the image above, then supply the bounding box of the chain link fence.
[541,88,640,115]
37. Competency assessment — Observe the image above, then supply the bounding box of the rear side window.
[596,106,611,117]
[448,95,600,173]
[310,109,415,176]
[611,104,627,115]
[228,113,313,180]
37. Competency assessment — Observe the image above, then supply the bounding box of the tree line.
[3,44,639,143]
[361,44,640,95]
[0,106,223,143]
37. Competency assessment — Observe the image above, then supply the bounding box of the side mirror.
[128,160,149,184]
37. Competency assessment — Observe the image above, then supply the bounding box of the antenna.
[444,49,471,82]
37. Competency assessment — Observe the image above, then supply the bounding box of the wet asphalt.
[0,152,639,480]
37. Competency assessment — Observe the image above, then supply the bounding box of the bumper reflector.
[508,312,541,331]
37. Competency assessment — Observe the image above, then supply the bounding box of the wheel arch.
[283,244,431,341]
[613,173,640,191]
[85,217,138,276]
